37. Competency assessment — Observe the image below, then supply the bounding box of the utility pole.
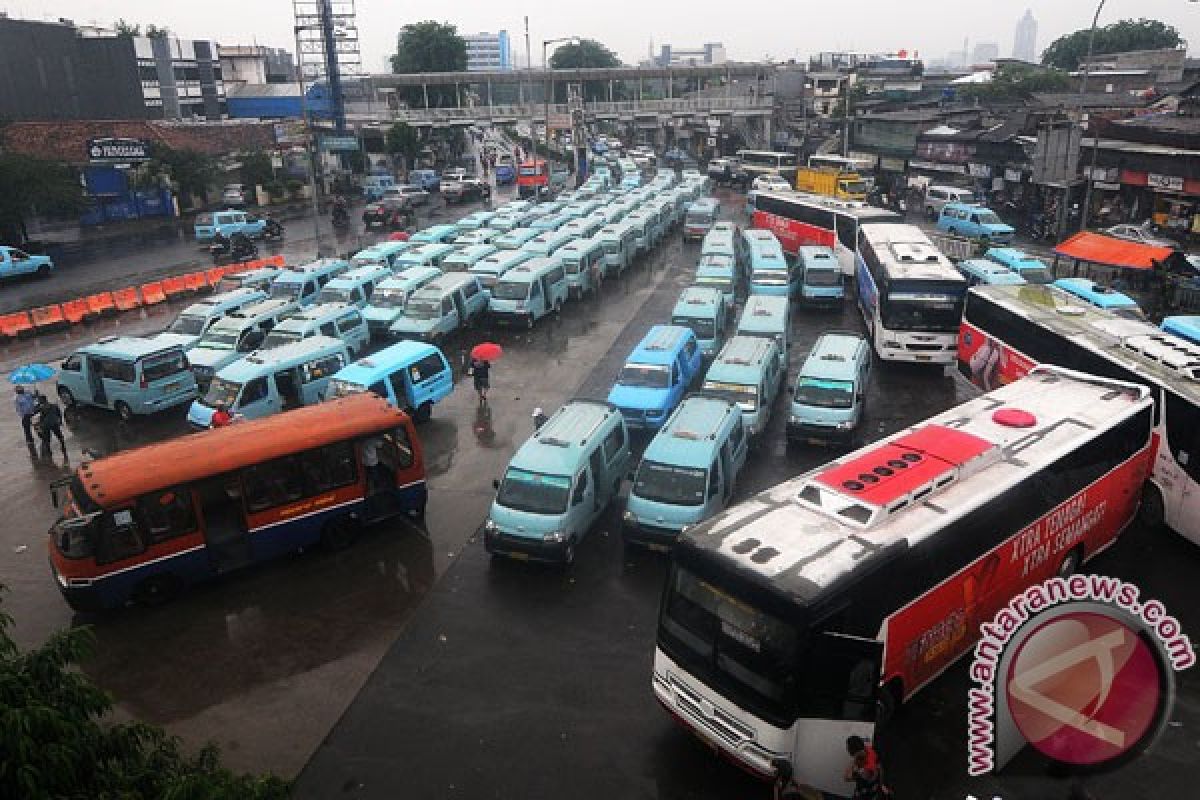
[1078,0,1108,233]
[524,16,537,204]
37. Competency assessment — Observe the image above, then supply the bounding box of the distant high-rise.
[1013,9,1038,62]
[972,42,999,64]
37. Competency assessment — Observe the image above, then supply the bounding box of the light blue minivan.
[352,241,415,270]
[411,224,460,245]
[622,394,749,551]
[316,264,393,308]
[786,331,871,445]
[269,259,350,307]
[701,335,784,438]
[263,303,371,357]
[1053,278,1144,320]
[57,337,198,421]
[671,286,729,357]
[557,238,606,299]
[484,400,632,565]
[327,341,453,421]
[745,229,794,296]
[737,294,790,371]
[395,243,457,271]
[151,287,268,351]
[187,336,349,428]
[797,245,845,307]
[469,250,534,291]
[937,203,1015,244]
[595,222,638,277]
[984,247,1053,284]
[606,325,704,431]
[693,253,739,308]
[390,273,489,342]
[521,230,576,260]
[488,258,569,327]
[361,267,443,337]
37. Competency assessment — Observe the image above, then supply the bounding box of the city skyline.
[33,0,1200,70]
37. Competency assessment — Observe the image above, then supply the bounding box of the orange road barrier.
[60,298,91,324]
[85,292,117,316]
[140,282,167,305]
[30,304,68,332]
[112,287,142,311]
[162,275,189,299]
[183,272,209,293]
[205,267,227,287]
[0,312,33,339]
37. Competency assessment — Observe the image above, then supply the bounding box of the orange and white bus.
[652,366,1152,793]
[47,394,426,611]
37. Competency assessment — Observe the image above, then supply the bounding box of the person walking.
[33,392,68,461]
[531,407,549,432]
[844,736,891,799]
[14,385,36,446]
[469,357,491,405]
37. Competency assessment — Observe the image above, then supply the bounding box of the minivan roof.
[376,266,441,288]
[643,395,738,465]
[226,335,346,377]
[802,332,867,381]
[630,325,693,365]
[798,246,838,267]
[706,336,776,384]
[509,400,620,475]
[333,341,443,386]
[738,295,789,328]
[81,336,183,360]
[329,264,392,285]
[674,286,723,314]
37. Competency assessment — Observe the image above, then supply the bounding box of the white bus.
[856,223,967,364]
[749,191,900,274]
[653,366,1153,794]
[736,150,799,181]
[808,154,874,174]
[960,282,1200,546]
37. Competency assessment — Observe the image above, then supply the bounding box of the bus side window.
[299,441,359,492]
[242,457,306,512]
[96,509,146,564]
[136,487,197,544]
[380,426,415,470]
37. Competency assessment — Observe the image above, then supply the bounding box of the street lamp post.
[543,36,579,183]
[1077,0,1108,233]
[294,24,325,258]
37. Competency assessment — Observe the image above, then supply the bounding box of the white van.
[923,185,976,220]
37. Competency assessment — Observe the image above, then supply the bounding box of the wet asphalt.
[1,188,1196,800]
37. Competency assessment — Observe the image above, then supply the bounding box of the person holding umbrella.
[469,342,503,406]
[10,362,57,447]
[13,386,36,446]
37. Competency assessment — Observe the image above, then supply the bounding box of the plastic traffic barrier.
[183,272,209,294]
[139,281,167,305]
[205,267,227,287]
[266,254,285,267]
[0,312,33,339]
[85,292,117,317]
[161,275,190,299]
[112,287,142,311]
[60,298,91,324]
[30,304,68,332]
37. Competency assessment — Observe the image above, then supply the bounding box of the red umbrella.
[471,342,503,362]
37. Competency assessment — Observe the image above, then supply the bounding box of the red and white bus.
[47,394,426,611]
[960,283,1200,546]
[749,190,900,273]
[652,366,1152,793]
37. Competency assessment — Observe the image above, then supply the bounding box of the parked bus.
[960,283,1200,545]
[808,153,875,174]
[735,149,799,181]
[857,223,967,364]
[652,366,1153,792]
[749,191,900,272]
[47,394,426,611]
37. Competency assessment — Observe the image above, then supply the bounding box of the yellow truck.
[795,167,868,201]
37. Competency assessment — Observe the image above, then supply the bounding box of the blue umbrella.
[9,363,57,385]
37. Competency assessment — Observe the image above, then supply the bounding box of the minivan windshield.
[618,363,669,388]
[198,329,240,350]
[673,316,716,340]
[403,297,441,320]
[317,288,355,305]
[702,380,758,412]
[752,269,790,286]
[270,283,302,300]
[370,287,409,308]
[496,468,570,514]
[794,377,854,409]
[492,281,530,301]
[204,376,242,408]
[634,461,706,506]
[263,330,302,348]
[695,276,733,292]
[804,268,841,287]
[169,314,206,335]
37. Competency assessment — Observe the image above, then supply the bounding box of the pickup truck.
[0,246,54,279]
[442,175,491,204]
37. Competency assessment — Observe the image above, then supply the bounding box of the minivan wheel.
[115,401,134,422]
[57,386,76,408]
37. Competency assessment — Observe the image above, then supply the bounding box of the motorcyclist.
[210,230,230,254]
[263,214,284,239]
[331,194,349,226]
[230,232,256,259]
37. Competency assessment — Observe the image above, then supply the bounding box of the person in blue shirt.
[13,386,35,445]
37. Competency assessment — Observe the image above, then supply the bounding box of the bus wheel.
[876,679,903,725]
[1056,547,1082,578]
[134,574,180,607]
[1137,483,1166,530]
[321,516,357,551]
[414,401,432,423]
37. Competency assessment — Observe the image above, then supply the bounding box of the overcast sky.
[24,0,1200,69]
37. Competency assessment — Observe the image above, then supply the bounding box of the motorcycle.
[211,234,258,265]
[262,218,284,242]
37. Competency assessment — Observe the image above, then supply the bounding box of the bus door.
[792,631,881,795]
[196,476,252,574]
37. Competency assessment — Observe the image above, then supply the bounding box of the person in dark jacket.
[470,358,491,404]
[33,393,67,460]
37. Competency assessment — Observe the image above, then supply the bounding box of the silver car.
[1104,223,1179,249]
[384,185,430,207]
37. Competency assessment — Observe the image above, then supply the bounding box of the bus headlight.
[543,531,566,543]
[623,510,638,526]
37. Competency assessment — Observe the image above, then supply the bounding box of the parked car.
[221,183,247,207]
[923,185,976,219]
[0,245,53,279]
[408,169,441,192]
[362,174,397,201]
[442,176,492,204]
[383,185,430,207]
[1104,222,1180,249]
[363,196,415,230]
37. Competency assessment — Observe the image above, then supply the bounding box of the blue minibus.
[607,325,704,430]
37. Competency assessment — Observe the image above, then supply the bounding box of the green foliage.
[286,178,305,197]
[0,588,290,799]
[0,154,85,244]
[962,64,1071,101]
[145,24,170,39]
[114,19,141,37]
[385,122,421,169]
[240,150,274,189]
[548,39,620,70]
[1042,18,1183,70]
[150,146,217,202]
[390,21,467,107]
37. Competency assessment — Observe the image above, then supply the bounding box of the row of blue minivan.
[697,223,847,307]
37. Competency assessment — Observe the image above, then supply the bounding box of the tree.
[0,588,290,799]
[114,18,141,37]
[549,39,622,103]
[0,155,85,244]
[1042,18,1183,70]
[144,24,170,39]
[240,150,275,189]
[390,21,467,108]
[961,63,1071,101]
[385,121,421,171]
[150,146,218,208]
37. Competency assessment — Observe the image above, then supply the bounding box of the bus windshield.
[702,381,758,412]
[673,316,716,340]
[618,363,669,388]
[492,281,530,301]
[370,288,409,308]
[496,468,570,514]
[169,314,206,335]
[634,461,707,506]
[204,376,242,408]
[882,291,964,332]
[794,377,854,409]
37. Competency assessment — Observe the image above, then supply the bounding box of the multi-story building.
[465,31,512,71]
[658,43,726,67]
[1013,10,1038,63]
[0,16,226,121]
[220,45,296,86]
[972,42,999,65]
